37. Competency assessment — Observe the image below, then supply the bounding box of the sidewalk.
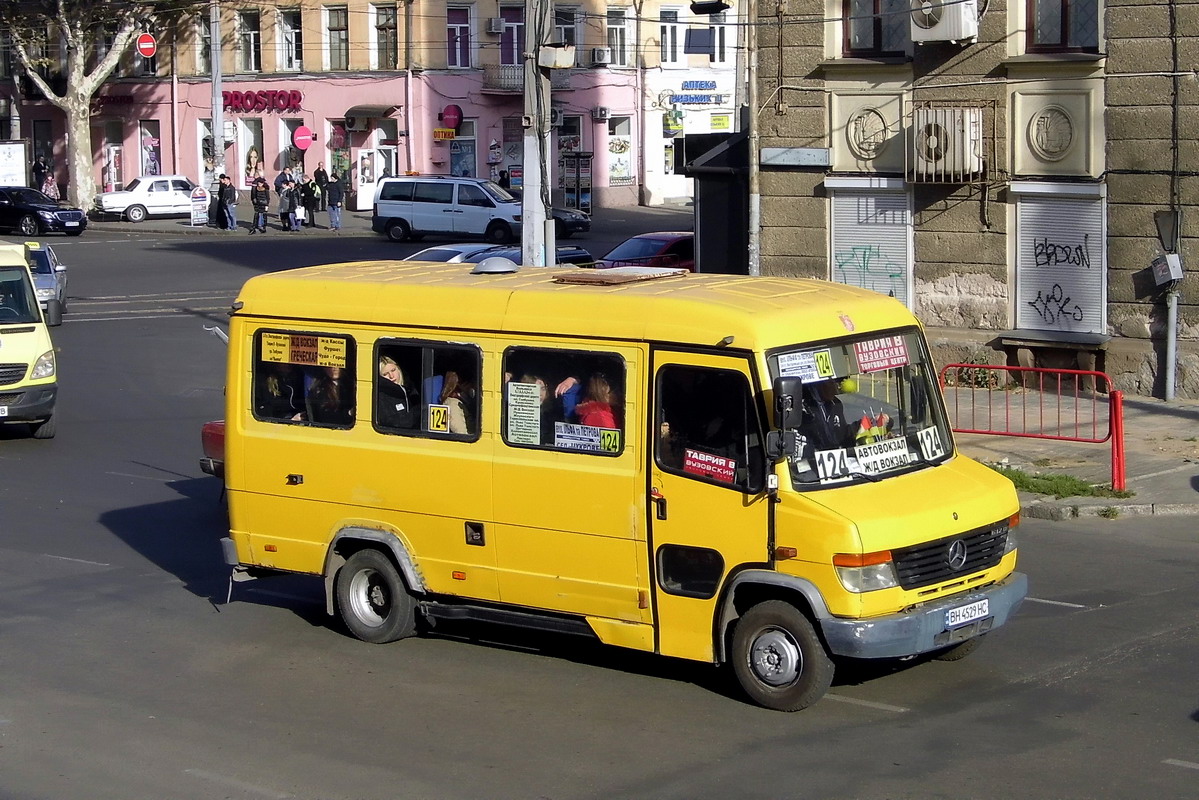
[950,390,1199,520]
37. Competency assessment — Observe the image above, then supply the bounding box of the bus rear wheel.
[731,600,834,712]
[336,549,417,643]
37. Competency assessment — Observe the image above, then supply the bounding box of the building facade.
[0,0,741,211]
[754,0,1196,397]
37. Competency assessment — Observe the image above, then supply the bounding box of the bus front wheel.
[731,600,834,712]
[336,549,417,643]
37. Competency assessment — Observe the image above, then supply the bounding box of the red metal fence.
[938,364,1126,491]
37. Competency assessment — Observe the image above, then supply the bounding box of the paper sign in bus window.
[853,336,909,373]
[427,404,450,433]
[683,448,736,483]
[506,381,541,445]
[261,332,347,368]
[555,422,619,453]
[777,349,835,383]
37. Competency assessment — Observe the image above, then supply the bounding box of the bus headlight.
[833,550,899,593]
[30,350,56,380]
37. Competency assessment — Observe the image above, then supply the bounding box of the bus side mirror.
[766,376,804,460]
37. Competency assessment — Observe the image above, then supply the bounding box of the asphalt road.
[1,228,1197,799]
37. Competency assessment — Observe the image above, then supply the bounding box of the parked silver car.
[26,242,67,323]
[94,174,198,222]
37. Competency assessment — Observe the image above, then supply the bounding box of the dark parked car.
[506,188,591,238]
[0,186,87,236]
[596,232,694,271]
[404,242,595,266]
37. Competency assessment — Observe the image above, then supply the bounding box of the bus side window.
[656,365,763,492]
[501,346,626,455]
[375,340,481,440]
[253,330,356,427]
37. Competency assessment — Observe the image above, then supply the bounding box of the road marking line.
[1163,759,1199,770]
[183,769,292,799]
[104,471,176,483]
[824,694,910,713]
[44,554,110,567]
[65,309,232,323]
[79,291,238,301]
[1025,597,1088,609]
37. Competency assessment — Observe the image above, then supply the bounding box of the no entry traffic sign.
[136,33,157,59]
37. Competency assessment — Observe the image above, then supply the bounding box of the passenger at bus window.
[377,355,418,429]
[574,372,621,429]
[307,366,354,426]
[438,371,470,434]
[658,418,685,468]
[800,379,852,449]
[513,373,566,445]
[257,363,304,421]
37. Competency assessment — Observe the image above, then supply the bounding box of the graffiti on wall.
[1026,283,1084,326]
[834,245,905,300]
[1025,232,1092,328]
[1033,233,1091,269]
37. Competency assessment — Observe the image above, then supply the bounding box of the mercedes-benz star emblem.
[946,540,968,571]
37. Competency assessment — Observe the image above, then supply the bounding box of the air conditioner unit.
[486,17,505,35]
[912,106,984,181]
[591,106,611,122]
[344,116,369,132]
[591,47,612,66]
[910,0,978,44]
[549,108,565,127]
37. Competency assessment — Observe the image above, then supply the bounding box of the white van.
[371,175,522,244]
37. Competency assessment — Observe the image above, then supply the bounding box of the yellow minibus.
[215,261,1026,711]
[0,242,59,438]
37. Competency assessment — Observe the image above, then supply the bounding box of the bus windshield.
[768,328,953,489]
[0,266,42,325]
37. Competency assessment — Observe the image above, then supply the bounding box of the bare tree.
[0,1,204,210]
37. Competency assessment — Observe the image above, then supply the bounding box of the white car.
[26,242,67,322]
[94,174,198,222]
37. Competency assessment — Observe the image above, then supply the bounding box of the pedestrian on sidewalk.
[326,172,344,232]
[274,166,291,194]
[300,174,321,228]
[314,162,329,211]
[249,177,271,234]
[279,179,299,231]
[218,174,239,232]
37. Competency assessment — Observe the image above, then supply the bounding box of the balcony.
[482,64,573,93]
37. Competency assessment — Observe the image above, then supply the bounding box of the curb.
[85,219,379,238]
[1020,496,1199,520]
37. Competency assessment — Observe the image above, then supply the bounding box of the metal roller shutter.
[831,190,912,308]
[1015,195,1106,334]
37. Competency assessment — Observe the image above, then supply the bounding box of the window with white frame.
[279,9,303,71]
[238,11,262,72]
[1028,0,1100,53]
[375,4,399,69]
[554,7,579,47]
[326,6,349,70]
[500,6,524,66]
[829,182,913,308]
[195,16,211,75]
[447,7,471,67]
[607,9,628,66]
[709,12,729,64]
[660,9,682,66]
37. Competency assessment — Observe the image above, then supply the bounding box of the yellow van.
[216,261,1026,711]
[0,242,58,438]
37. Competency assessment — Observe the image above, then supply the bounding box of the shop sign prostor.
[223,90,304,113]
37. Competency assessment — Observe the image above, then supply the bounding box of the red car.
[200,420,225,478]
[596,232,695,272]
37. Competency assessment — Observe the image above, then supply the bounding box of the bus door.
[649,351,770,662]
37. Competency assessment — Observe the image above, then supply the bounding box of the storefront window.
[449,119,477,177]
[329,122,350,182]
[282,119,306,173]
[199,119,216,187]
[241,118,264,187]
[608,116,633,186]
[139,120,161,176]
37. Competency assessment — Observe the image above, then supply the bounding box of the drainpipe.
[170,20,179,174]
[746,0,760,276]
[404,0,414,172]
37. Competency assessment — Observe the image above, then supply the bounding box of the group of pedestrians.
[215,162,346,234]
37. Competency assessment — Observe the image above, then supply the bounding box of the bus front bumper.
[819,571,1028,659]
[0,384,57,423]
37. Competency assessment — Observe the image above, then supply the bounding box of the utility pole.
[209,1,224,190]
[521,0,556,266]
